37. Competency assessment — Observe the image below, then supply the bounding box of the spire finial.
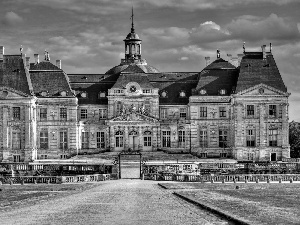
[243,42,246,53]
[217,49,220,58]
[20,45,23,55]
[131,6,135,33]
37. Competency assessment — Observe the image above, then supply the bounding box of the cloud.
[1,12,24,26]
[226,14,300,43]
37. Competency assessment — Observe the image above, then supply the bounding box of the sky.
[0,0,300,121]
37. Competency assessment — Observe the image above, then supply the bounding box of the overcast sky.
[1,0,300,121]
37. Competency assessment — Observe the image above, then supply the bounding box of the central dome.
[105,63,160,75]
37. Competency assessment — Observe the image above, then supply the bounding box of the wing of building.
[0,22,290,163]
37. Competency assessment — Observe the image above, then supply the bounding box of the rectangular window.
[60,154,68,159]
[13,107,20,120]
[40,108,47,120]
[179,108,187,118]
[99,109,107,119]
[97,131,105,148]
[144,136,152,147]
[162,131,171,147]
[219,130,228,148]
[199,107,207,118]
[178,130,185,147]
[81,132,89,149]
[12,132,21,149]
[199,153,207,158]
[59,131,68,150]
[40,155,48,159]
[40,131,48,149]
[80,109,88,119]
[13,155,21,162]
[246,129,255,147]
[269,105,277,118]
[219,107,226,118]
[247,105,255,117]
[220,153,227,158]
[199,130,208,148]
[143,89,151,93]
[60,108,67,120]
[247,153,254,161]
[269,129,278,146]
[160,108,167,119]
[115,136,124,148]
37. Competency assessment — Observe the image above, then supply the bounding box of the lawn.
[160,183,300,225]
[0,183,100,211]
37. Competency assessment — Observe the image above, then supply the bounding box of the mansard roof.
[195,58,238,96]
[0,55,32,96]
[236,52,287,93]
[30,70,74,97]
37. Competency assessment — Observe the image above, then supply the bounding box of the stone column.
[2,106,9,161]
[24,105,35,161]
[124,126,129,150]
[258,103,267,161]
[281,103,290,158]
[138,126,143,151]
[157,126,161,149]
[152,126,157,151]
[110,126,115,151]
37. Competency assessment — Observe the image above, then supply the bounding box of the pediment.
[0,86,29,99]
[110,111,159,123]
[237,84,289,96]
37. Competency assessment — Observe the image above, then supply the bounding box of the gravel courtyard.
[0,180,229,225]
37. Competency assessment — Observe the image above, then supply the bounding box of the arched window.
[115,131,124,148]
[219,89,226,95]
[137,44,140,54]
[199,89,207,95]
[178,127,185,147]
[144,131,152,147]
[132,44,135,54]
[125,44,129,54]
[81,92,87,98]
[60,91,67,97]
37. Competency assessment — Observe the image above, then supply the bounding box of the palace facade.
[0,21,290,162]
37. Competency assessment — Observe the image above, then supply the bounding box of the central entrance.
[118,151,142,179]
[129,131,138,151]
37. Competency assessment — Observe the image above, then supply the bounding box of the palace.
[0,17,290,163]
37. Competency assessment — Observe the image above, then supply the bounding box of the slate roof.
[30,61,61,70]
[0,55,32,95]
[150,72,198,105]
[236,52,287,93]
[105,63,160,74]
[30,70,74,97]
[195,58,238,96]
[112,73,154,89]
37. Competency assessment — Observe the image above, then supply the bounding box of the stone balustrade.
[145,173,300,183]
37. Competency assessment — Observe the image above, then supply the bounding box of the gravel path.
[0,180,229,225]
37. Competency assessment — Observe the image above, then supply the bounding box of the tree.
[289,121,300,158]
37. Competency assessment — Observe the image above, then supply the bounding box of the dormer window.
[98,92,106,98]
[81,92,87,98]
[219,89,226,95]
[60,91,67,97]
[40,91,48,97]
[199,89,207,95]
[179,90,186,98]
[160,90,168,98]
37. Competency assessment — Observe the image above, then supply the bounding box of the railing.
[0,173,117,185]
[144,173,300,182]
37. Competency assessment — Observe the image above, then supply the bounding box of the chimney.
[227,54,232,63]
[269,43,272,53]
[56,59,61,69]
[205,57,210,66]
[34,54,39,64]
[25,57,30,68]
[261,45,266,60]
[237,54,244,66]
[0,46,4,61]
